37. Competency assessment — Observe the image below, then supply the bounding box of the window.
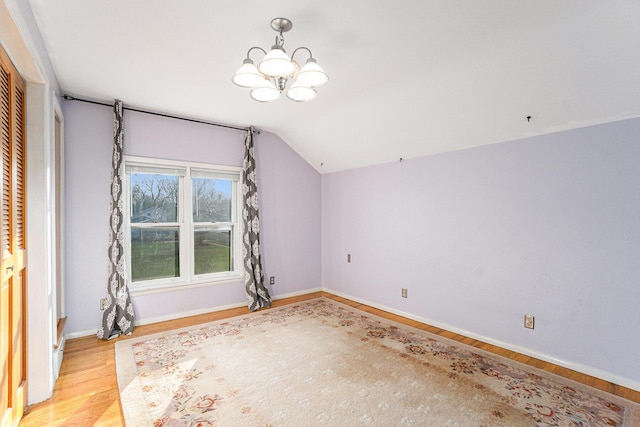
[124,157,243,292]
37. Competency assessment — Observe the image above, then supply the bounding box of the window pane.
[192,177,232,223]
[194,226,232,275]
[131,227,180,281]
[130,173,178,223]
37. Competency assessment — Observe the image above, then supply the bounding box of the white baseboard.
[274,287,323,299]
[53,336,65,378]
[64,286,640,393]
[64,287,324,340]
[322,287,640,393]
[65,328,99,340]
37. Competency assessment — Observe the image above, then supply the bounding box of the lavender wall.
[63,97,639,387]
[63,101,321,334]
[322,117,640,388]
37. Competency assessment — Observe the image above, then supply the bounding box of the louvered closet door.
[0,45,27,427]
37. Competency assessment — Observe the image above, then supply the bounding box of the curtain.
[97,100,135,340]
[243,128,272,311]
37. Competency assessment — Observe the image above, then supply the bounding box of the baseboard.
[65,328,98,340]
[64,286,640,393]
[64,287,323,340]
[273,287,323,300]
[322,287,640,393]
[53,335,65,378]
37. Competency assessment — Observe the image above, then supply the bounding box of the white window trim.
[123,155,244,295]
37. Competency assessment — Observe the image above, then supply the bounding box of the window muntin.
[124,157,242,292]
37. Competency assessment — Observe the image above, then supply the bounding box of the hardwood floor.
[19,291,639,426]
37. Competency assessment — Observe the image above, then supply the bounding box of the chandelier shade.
[232,18,328,102]
[232,59,264,88]
[296,59,329,87]
[287,82,317,102]
[250,78,280,102]
[259,48,296,77]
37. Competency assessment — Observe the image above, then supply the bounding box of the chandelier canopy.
[232,18,329,102]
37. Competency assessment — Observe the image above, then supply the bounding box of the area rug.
[115,298,640,426]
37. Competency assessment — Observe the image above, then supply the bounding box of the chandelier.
[232,17,329,102]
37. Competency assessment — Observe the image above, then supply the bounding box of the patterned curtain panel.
[243,128,272,311]
[97,100,135,340]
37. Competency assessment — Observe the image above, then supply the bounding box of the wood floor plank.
[19,291,639,426]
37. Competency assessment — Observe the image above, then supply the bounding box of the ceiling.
[28,0,640,173]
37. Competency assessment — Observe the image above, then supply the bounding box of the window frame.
[123,156,244,294]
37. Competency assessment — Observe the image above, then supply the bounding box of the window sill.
[129,274,244,296]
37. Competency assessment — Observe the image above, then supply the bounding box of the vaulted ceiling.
[28,0,640,173]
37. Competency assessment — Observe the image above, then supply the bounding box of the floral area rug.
[115,298,640,426]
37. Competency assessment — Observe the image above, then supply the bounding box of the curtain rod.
[62,94,257,134]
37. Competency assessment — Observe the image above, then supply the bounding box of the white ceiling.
[28,0,640,173]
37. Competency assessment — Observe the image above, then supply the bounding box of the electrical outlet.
[524,314,535,329]
[100,298,107,311]
[347,254,351,263]
[401,288,408,298]
[269,276,275,285]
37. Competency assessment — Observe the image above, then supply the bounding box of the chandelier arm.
[246,46,267,59]
[291,47,313,62]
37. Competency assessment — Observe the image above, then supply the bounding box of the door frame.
[1,0,64,406]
